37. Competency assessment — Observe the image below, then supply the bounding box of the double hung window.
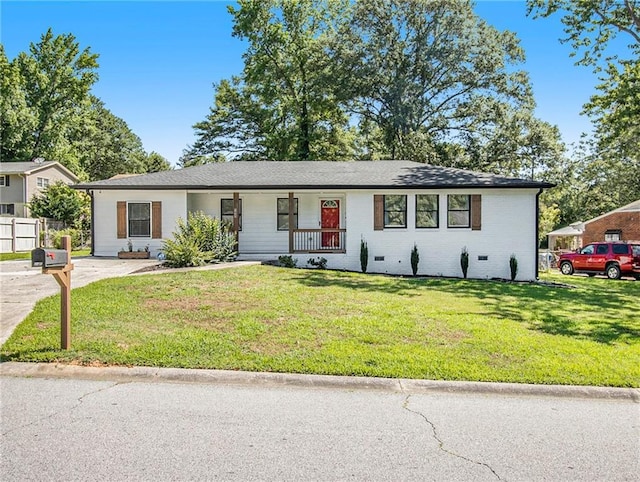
[384,195,407,228]
[221,199,242,230]
[128,202,151,237]
[277,198,298,230]
[447,195,470,228]
[416,194,439,228]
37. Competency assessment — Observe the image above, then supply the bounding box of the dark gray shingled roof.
[74,160,554,190]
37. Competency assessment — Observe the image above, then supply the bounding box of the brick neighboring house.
[548,199,640,250]
[0,160,79,217]
[582,199,640,245]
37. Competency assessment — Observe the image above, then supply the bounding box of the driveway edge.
[1,362,638,401]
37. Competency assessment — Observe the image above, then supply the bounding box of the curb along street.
[1,362,638,401]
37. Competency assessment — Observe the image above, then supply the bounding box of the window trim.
[277,197,298,231]
[447,194,471,228]
[127,201,151,238]
[36,177,49,188]
[0,175,6,187]
[415,194,439,229]
[221,198,242,231]
[383,194,407,229]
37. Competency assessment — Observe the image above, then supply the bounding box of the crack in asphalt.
[1,382,126,437]
[402,394,502,481]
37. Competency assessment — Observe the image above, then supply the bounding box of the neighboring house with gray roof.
[75,160,553,280]
[0,160,79,217]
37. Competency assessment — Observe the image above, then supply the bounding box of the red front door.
[321,200,340,248]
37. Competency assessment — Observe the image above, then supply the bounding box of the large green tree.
[332,0,535,161]
[2,29,168,181]
[144,151,172,173]
[4,28,99,167]
[0,46,37,161]
[73,96,148,180]
[187,0,355,161]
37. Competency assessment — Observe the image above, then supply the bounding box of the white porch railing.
[292,229,346,253]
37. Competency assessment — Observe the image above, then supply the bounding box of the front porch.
[187,191,348,255]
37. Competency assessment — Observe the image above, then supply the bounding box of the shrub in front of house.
[510,254,518,281]
[307,257,327,269]
[278,255,297,268]
[162,212,237,268]
[50,228,84,250]
[163,236,205,268]
[460,247,469,279]
[360,239,368,273]
[411,243,419,276]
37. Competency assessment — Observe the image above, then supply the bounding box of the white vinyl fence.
[0,217,42,253]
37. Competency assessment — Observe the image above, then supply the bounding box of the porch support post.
[233,192,240,247]
[288,192,294,254]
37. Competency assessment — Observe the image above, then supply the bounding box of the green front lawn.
[0,249,91,262]
[2,265,638,386]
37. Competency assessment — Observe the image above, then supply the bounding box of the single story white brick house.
[75,161,553,280]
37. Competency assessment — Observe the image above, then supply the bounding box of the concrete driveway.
[0,257,159,346]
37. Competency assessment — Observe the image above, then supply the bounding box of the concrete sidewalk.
[0,257,258,345]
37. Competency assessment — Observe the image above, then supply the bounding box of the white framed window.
[128,202,151,237]
[36,177,49,188]
[0,175,7,187]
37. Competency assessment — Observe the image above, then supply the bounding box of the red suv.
[558,242,640,279]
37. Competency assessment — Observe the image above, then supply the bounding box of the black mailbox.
[31,248,69,268]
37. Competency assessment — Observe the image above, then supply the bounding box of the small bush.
[509,254,518,281]
[50,228,84,250]
[410,244,419,276]
[162,237,205,268]
[278,255,297,268]
[307,257,327,269]
[162,212,237,268]
[360,239,368,273]
[460,247,469,279]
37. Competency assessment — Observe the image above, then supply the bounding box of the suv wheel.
[606,264,622,280]
[559,261,574,276]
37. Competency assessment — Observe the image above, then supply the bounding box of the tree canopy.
[186,0,354,162]
[187,0,563,180]
[28,181,90,228]
[1,29,171,181]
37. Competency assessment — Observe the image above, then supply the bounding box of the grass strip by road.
[2,265,638,387]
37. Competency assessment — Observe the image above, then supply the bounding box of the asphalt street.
[1,365,639,481]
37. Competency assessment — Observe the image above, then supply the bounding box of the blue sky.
[0,1,626,166]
